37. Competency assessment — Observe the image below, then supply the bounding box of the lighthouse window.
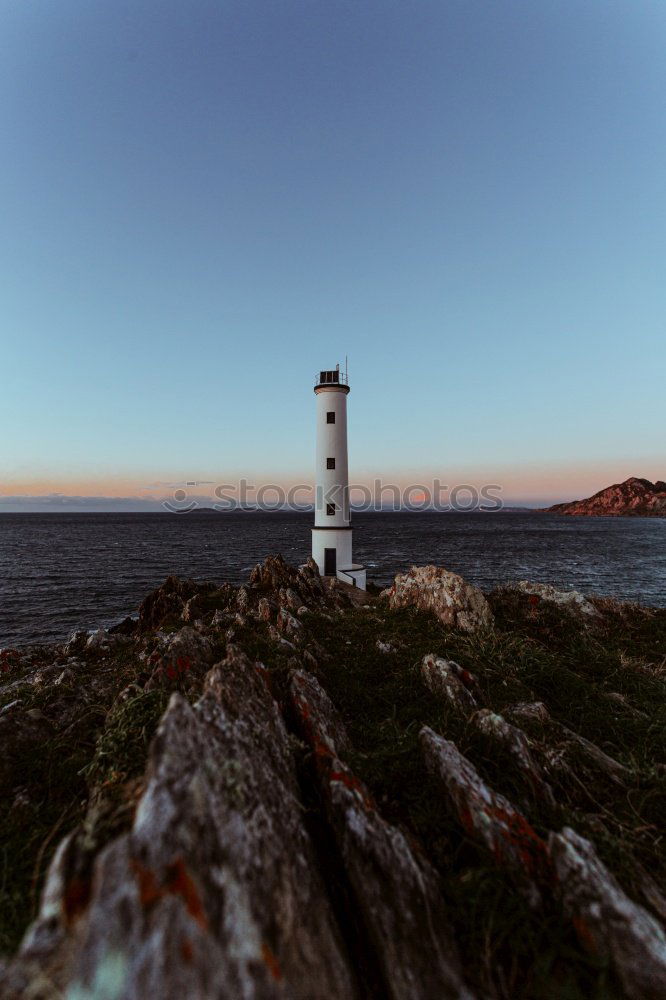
[326,411,335,424]
[327,457,336,469]
[326,503,336,516]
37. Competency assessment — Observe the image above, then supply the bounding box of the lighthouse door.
[324,548,337,576]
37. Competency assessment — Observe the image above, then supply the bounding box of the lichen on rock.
[381,565,493,631]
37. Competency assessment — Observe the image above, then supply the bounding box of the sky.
[2,0,665,510]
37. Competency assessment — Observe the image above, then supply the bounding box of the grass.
[308,592,666,999]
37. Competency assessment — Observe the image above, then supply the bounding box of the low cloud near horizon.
[0,493,173,512]
[2,492,551,512]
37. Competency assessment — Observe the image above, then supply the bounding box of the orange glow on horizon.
[1,458,663,505]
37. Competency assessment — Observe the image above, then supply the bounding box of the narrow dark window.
[326,502,336,516]
[326,457,335,470]
[326,411,335,424]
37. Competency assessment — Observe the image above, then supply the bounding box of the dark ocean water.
[1,511,665,646]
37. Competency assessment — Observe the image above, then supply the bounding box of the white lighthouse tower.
[312,365,366,590]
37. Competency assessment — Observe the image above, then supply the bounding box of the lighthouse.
[312,366,366,590]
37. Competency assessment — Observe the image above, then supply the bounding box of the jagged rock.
[146,628,215,688]
[290,670,474,1000]
[138,577,216,631]
[420,655,478,714]
[508,701,550,725]
[3,648,357,999]
[381,566,493,632]
[472,709,555,805]
[180,598,200,624]
[420,726,550,903]
[290,669,353,758]
[549,828,666,1000]
[210,609,229,629]
[249,554,293,590]
[298,557,327,588]
[161,627,213,669]
[276,607,302,637]
[1,831,79,995]
[256,597,273,622]
[280,588,302,613]
[326,579,353,610]
[249,556,298,594]
[86,628,110,650]
[506,701,632,786]
[5,558,664,1000]
[29,662,69,687]
[235,585,250,613]
[183,586,235,624]
[509,581,600,619]
[267,625,295,650]
[249,556,333,612]
[109,616,137,636]
[421,726,666,993]
[61,630,89,657]
[300,649,317,672]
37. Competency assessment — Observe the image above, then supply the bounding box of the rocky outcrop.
[420,654,479,714]
[138,576,218,630]
[2,648,357,999]
[421,728,666,996]
[549,828,666,1000]
[145,627,216,689]
[472,709,555,806]
[420,727,550,904]
[289,670,473,1000]
[508,581,600,618]
[2,559,665,1000]
[545,477,666,518]
[506,701,633,786]
[381,565,493,631]
[249,554,328,605]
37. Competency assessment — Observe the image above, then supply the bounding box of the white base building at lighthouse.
[312,367,366,590]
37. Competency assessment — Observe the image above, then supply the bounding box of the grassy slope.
[307,592,666,999]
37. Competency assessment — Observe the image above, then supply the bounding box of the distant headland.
[544,477,666,517]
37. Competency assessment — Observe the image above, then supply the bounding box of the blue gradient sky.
[2,1,665,509]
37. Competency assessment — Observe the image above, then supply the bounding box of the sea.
[1,511,665,647]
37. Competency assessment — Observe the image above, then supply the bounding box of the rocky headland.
[545,477,666,517]
[1,558,665,999]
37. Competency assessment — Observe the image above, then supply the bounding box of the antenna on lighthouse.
[345,355,348,382]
